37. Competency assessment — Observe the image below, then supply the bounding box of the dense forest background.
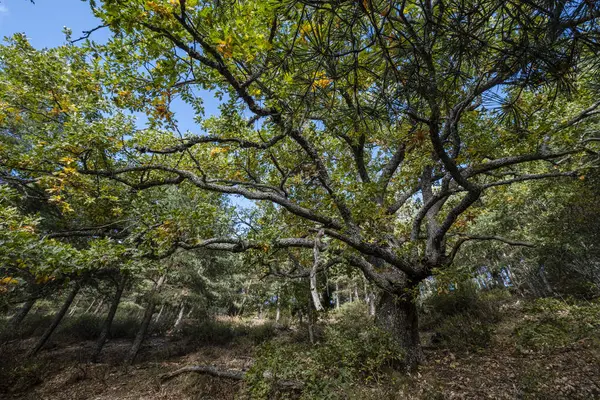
[1,0,599,398]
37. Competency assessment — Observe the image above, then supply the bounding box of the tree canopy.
[1,0,599,372]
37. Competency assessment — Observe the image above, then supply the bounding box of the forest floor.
[1,301,599,400]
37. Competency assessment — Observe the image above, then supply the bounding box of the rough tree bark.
[91,274,126,363]
[125,274,166,365]
[27,283,81,357]
[374,283,423,372]
[10,297,36,328]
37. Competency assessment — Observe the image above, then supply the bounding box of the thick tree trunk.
[10,297,36,327]
[27,283,80,357]
[125,274,165,365]
[91,275,126,363]
[375,289,423,372]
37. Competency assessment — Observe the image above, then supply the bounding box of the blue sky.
[0,0,107,48]
[0,0,251,207]
[0,0,221,128]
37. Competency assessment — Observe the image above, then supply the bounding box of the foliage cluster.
[246,302,403,399]
[421,282,508,351]
[514,297,600,353]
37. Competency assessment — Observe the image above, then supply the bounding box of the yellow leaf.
[59,156,76,165]
[210,147,228,157]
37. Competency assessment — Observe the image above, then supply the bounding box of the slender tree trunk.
[69,296,81,316]
[310,230,324,311]
[172,303,185,332]
[307,298,315,345]
[375,288,423,372]
[368,292,376,316]
[125,274,165,365]
[309,267,323,312]
[335,282,340,309]
[505,265,525,296]
[27,283,80,357]
[85,298,96,314]
[275,294,281,323]
[10,297,36,328]
[91,275,126,363]
[154,303,165,323]
[354,285,359,302]
[93,299,104,315]
[539,266,554,295]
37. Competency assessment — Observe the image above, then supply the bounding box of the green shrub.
[182,319,236,346]
[434,314,494,350]
[514,297,600,352]
[57,313,103,341]
[149,315,175,336]
[247,321,276,344]
[0,313,54,342]
[110,313,140,339]
[245,302,403,399]
[0,358,50,394]
[421,282,506,351]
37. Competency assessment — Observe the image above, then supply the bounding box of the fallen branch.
[160,365,304,390]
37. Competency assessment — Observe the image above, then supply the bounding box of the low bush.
[182,319,237,346]
[0,358,49,394]
[421,282,506,351]
[57,313,103,341]
[514,297,600,352]
[245,302,404,399]
[247,321,276,344]
[0,313,54,342]
[110,313,140,339]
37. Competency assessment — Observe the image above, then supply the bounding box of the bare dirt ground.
[1,312,599,399]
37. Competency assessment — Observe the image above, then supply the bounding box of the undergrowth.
[513,297,600,352]
[245,302,404,399]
